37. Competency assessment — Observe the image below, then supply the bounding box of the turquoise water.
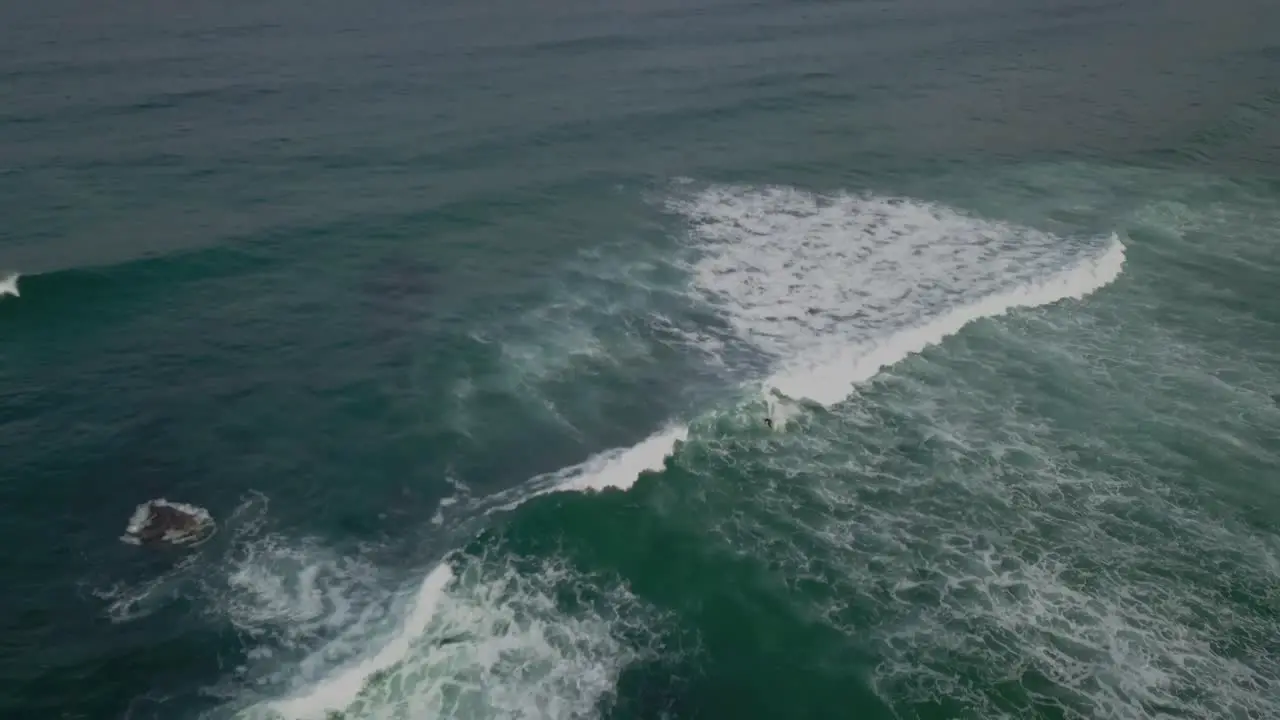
[2,1,1278,719]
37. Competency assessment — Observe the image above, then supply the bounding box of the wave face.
[38,172,1278,720]
[174,182,1145,720]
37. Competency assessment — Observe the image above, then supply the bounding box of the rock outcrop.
[121,499,215,547]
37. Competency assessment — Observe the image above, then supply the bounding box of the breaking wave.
[200,181,1130,719]
[669,183,1125,406]
[0,272,19,299]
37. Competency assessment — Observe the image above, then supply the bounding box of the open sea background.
[2,0,1279,718]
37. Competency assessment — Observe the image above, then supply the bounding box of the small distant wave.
[0,272,19,299]
[0,240,276,320]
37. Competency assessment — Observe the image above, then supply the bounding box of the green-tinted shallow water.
[2,1,1278,719]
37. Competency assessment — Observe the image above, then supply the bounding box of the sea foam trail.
[670,184,1126,408]
[766,239,1126,406]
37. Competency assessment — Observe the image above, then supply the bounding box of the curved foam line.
[765,238,1126,407]
[265,563,455,719]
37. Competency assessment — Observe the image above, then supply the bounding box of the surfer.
[764,417,773,429]
[437,633,468,647]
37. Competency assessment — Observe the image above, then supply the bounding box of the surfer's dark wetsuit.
[764,417,773,428]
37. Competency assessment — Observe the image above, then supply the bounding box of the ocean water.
[2,1,1278,719]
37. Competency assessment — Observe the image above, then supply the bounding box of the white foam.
[764,390,804,431]
[479,423,689,517]
[221,536,386,648]
[551,423,688,493]
[229,423,685,720]
[232,548,660,720]
[767,240,1125,406]
[92,553,203,623]
[431,473,473,527]
[194,527,412,718]
[0,272,18,299]
[356,551,658,720]
[265,563,455,720]
[669,184,1126,407]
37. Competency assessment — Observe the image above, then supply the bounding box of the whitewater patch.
[232,548,664,720]
[666,184,1126,407]
[0,272,19,299]
[261,564,455,720]
[476,423,691,516]
[764,241,1125,406]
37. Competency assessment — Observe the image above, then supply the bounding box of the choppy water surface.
[1,1,1277,719]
